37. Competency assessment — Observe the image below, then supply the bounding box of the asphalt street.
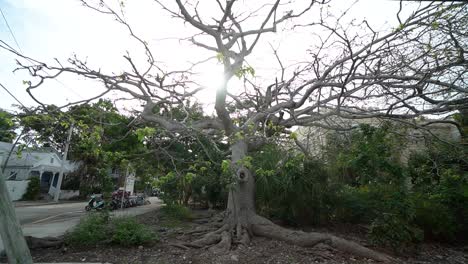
[0,197,162,254]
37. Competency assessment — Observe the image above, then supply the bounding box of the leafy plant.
[66,214,156,246]
[253,144,338,226]
[111,217,157,246]
[66,213,109,246]
[370,213,423,252]
[22,176,40,200]
[160,204,193,221]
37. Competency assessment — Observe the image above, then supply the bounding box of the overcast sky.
[0,0,405,114]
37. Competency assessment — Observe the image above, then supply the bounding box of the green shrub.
[160,204,193,221]
[22,176,41,200]
[334,185,374,223]
[370,213,423,252]
[110,217,156,246]
[66,213,109,246]
[325,123,405,186]
[66,214,156,246]
[412,193,457,240]
[190,161,228,208]
[253,144,339,226]
[408,145,468,242]
[155,159,228,208]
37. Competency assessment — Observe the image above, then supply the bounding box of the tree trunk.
[0,157,33,264]
[225,140,256,230]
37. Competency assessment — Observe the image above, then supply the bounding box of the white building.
[0,141,78,200]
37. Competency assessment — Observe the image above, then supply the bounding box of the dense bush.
[190,161,228,208]
[66,213,109,246]
[370,213,423,252]
[326,123,406,186]
[406,139,468,241]
[111,217,156,246]
[155,160,227,208]
[253,144,339,226]
[22,176,40,200]
[66,213,156,246]
[252,123,467,252]
[411,192,458,241]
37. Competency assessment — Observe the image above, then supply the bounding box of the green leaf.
[221,160,231,174]
[216,53,224,63]
[290,132,298,140]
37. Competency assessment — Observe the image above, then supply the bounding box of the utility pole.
[120,164,130,210]
[0,156,33,264]
[54,123,74,202]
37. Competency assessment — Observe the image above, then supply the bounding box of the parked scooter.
[85,194,105,211]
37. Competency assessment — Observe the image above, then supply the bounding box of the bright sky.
[0,0,405,114]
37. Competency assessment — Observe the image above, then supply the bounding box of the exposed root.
[209,231,232,254]
[213,224,230,234]
[184,227,216,236]
[169,243,190,250]
[250,215,392,262]
[238,229,251,247]
[185,232,221,248]
[175,211,389,262]
[25,236,63,249]
[183,224,229,248]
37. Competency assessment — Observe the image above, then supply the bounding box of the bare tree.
[1,0,466,261]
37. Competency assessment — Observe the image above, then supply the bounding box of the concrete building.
[296,118,462,163]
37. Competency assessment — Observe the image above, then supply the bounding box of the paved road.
[15,202,88,225]
[0,197,162,253]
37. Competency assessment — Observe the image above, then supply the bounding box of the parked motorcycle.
[85,194,105,211]
[111,190,132,209]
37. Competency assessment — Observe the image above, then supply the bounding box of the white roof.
[0,141,79,173]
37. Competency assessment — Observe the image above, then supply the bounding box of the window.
[8,171,17,180]
[50,158,54,163]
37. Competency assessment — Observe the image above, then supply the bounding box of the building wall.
[48,185,80,200]
[3,167,31,181]
[5,180,29,201]
[296,119,462,164]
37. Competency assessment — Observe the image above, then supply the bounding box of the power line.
[0,6,84,100]
[0,6,22,53]
[0,82,27,109]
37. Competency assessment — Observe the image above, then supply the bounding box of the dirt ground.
[3,209,467,264]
